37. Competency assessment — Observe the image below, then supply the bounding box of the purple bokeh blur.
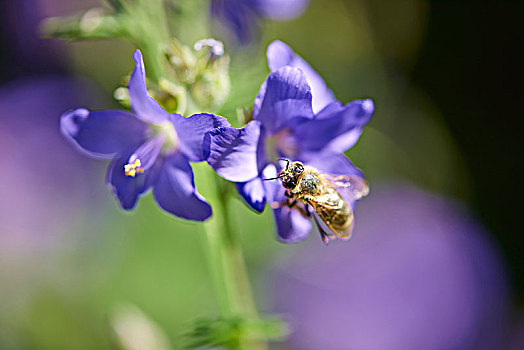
[0,77,104,253]
[210,0,310,44]
[1,0,105,255]
[509,316,524,350]
[269,183,510,350]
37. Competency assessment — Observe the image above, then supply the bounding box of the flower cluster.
[206,41,374,242]
[61,50,229,221]
[61,42,372,243]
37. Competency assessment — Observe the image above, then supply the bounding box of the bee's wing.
[322,174,370,201]
[311,210,353,243]
[308,185,356,242]
[311,211,337,244]
[312,173,367,242]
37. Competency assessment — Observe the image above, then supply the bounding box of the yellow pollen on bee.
[124,159,144,177]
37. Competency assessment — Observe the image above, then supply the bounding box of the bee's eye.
[295,164,304,174]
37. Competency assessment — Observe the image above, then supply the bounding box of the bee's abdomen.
[329,203,353,230]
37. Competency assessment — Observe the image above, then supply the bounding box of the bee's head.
[278,160,304,190]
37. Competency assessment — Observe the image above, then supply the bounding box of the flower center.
[265,129,298,162]
[123,122,177,178]
[124,159,144,177]
[152,121,179,150]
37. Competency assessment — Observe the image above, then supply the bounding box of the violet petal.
[236,177,266,213]
[264,165,312,242]
[253,66,314,132]
[273,204,312,243]
[60,108,147,159]
[128,49,169,124]
[267,40,335,113]
[205,120,262,182]
[153,152,212,221]
[172,113,231,162]
[258,0,310,20]
[300,152,364,177]
[106,150,159,210]
[210,0,260,44]
[294,99,374,153]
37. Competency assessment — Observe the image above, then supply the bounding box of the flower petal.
[300,152,364,177]
[236,177,266,213]
[293,99,374,153]
[263,168,311,243]
[258,0,310,20]
[153,152,212,221]
[210,0,260,44]
[273,205,312,243]
[128,49,168,124]
[61,108,147,159]
[253,66,314,132]
[205,120,262,182]
[172,113,231,162]
[267,40,335,113]
[106,150,159,210]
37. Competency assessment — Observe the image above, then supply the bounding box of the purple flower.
[266,40,335,114]
[206,42,374,242]
[268,184,510,350]
[210,0,310,44]
[61,50,230,221]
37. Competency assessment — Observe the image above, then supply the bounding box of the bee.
[266,159,369,244]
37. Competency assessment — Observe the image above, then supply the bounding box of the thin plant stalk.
[200,167,267,350]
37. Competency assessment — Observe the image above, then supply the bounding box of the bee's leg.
[307,200,332,245]
[271,198,311,218]
[294,203,311,218]
[270,200,292,209]
[287,199,311,218]
[270,191,294,209]
[312,215,330,245]
[304,203,311,216]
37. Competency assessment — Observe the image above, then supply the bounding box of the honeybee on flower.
[266,159,369,244]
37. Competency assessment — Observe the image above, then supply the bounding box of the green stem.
[122,0,170,84]
[200,168,267,350]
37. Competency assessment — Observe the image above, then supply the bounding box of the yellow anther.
[124,159,144,177]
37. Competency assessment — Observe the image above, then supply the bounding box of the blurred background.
[1,0,522,349]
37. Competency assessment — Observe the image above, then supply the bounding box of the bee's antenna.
[277,158,290,170]
[263,174,285,181]
[264,159,290,180]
